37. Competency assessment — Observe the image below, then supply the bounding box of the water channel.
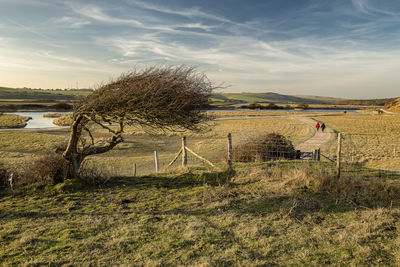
[12,112,71,128]
[8,108,360,129]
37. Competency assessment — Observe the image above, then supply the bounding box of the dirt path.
[294,116,332,152]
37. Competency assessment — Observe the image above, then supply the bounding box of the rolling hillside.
[0,87,91,102]
[212,92,397,106]
[212,92,343,104]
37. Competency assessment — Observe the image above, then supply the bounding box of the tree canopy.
[63,66,216,179]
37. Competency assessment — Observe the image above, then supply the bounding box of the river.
[12,112,71,128]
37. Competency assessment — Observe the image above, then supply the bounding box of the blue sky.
[1,0,400,98]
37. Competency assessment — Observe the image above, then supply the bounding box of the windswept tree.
[63,66,215,179]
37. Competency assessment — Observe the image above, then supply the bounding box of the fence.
[85,131,329,177]
[339,133,400,179]
[84,130,400,180]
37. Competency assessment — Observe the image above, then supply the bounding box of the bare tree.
[62,66,215,179]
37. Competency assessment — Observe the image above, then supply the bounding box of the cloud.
[55,16,92,28]
[71,5,143,27]
[351,0,397,16]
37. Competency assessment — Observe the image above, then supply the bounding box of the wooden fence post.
[133,163,137,177]
[317,148,321,161]
[182,136,187,167]
[154,151,159,173]
[336,133,342,179]
[227,133,233,169]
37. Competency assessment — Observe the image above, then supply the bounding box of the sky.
[1,0,400,98]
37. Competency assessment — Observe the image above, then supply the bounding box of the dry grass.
[314,114,400,170]
[0,116,311,176]
[1,163,400,265]
[0,114,31,128]
[53,114,73,126]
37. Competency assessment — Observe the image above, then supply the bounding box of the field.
[0,87,90,112]
[2,112,400,265]
[313,113,400,171]
[0,87,90,101]
[0,116,312,176]
[1,162,400,265]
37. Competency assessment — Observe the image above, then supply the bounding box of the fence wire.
[83,129,331,177]
[79,128,400,183]
[340,133,400,179]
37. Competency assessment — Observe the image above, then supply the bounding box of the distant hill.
[333,98,397,106]
[0,87,91,102]
[212,92,343,104]
[212,92,397,106]
[385,98,400,112]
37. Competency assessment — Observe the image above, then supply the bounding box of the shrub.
[51,103,73,110]
[53,114,73,126]
[20,153,68,184]
[233,133,297,162]
[295,103,309,109]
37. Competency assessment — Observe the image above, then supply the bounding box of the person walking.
[316,122,320,132]
[321,123,326,132]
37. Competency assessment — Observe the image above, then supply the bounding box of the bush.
[51,103,73,110]
[295,103,309,109]
[233,133,297,162]
[53,114,73,126]
[19,153,68,184]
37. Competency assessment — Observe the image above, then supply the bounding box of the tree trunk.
[63,114,85,179]
[65,155,84,179]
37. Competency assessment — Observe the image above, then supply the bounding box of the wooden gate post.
[182,136,187,167]
[336,133,342,179]
[227,133,233,169]
[154,151,159,173]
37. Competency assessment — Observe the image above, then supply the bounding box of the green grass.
[1,163,400,265]
[0,87,91,101]
[213,92,342,104]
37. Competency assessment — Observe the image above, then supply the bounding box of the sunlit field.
[314,113,400,170]
[0,116,312,176]
[2,112,400,265]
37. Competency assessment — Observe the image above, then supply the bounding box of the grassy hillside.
[1,163,400,265]
[213,92,344,104]
[0,87,91,102]
[213,92,396,106]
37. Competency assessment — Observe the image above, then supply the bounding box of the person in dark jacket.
[321,123,326,132]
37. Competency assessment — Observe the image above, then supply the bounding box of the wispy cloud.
[5,18,51,40]
[71,5,143,27]
[2,0,400,97]
[55,16,92,29]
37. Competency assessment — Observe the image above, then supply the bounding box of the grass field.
[313,113,400,171]
[0,116,312,176]
[1,163,400,265]
[2,113,400,265]
[0,87,90,100]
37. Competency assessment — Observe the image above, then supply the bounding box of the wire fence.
[83,130,400,181]
[84,131,328,177]
[340,133,400,179]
